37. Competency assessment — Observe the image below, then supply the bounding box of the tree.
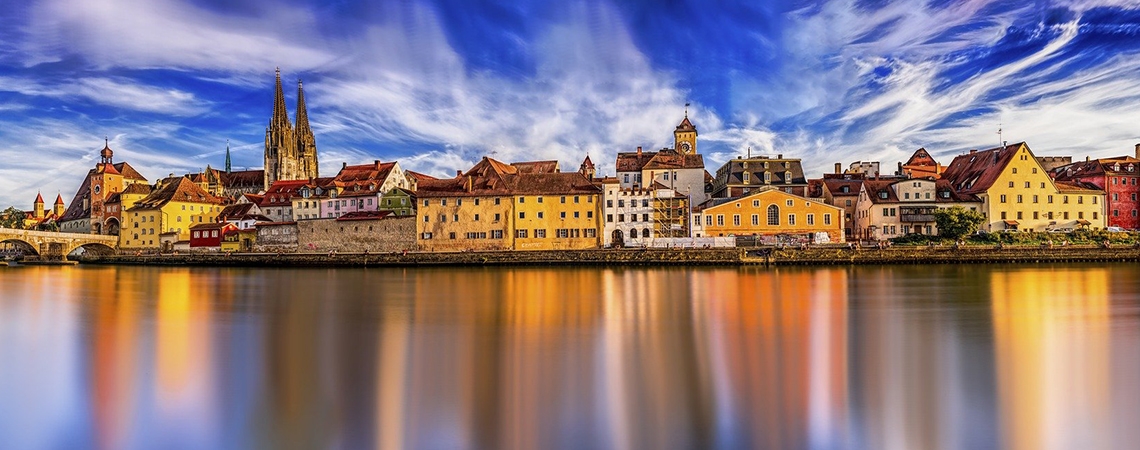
[934,206,985,239]
[0,207,25,229]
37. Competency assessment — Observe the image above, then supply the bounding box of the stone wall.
[254,222,298,252]
[296,216,415,253]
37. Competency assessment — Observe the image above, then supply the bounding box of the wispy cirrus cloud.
[0,75,205,115]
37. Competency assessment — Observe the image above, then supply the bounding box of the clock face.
[681,141,692,152]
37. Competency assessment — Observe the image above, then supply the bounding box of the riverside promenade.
[70,244,1140,267]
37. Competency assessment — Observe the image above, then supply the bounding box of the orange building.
[692,187,845,243]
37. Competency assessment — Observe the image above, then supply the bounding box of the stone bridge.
[0,228,118,261]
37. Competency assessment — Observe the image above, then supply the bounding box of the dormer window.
[841,186,850,193]
[879,192,888,199]
[785,171,792,184]
[941,191,950,199]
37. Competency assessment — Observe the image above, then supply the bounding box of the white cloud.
[0,76,205,115]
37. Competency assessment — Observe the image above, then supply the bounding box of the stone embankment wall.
[76,244,1140,267]
[80,248,745,267]
[296,217,415,253]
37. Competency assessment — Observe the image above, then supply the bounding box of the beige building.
[853,178,982,240]
[942,142,1105,232]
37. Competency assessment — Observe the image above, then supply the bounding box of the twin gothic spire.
[265,67,319,188]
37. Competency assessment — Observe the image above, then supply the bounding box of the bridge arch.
[68,242,117,256]
[0,239,39,256]
[104,217,120,236]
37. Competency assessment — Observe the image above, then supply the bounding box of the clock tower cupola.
[674,108,697,155]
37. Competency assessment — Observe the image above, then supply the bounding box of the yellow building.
[692,187,845,243]
[416,157,602,252]
[942,142,1105,232]
[120,177,225,250]
[58,141,150,234]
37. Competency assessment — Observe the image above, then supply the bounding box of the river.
[1,263,1138,449]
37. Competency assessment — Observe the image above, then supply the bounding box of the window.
[733,215,740,226]
[538,212,545,219]
[560,196,566,203]
[519,197,525,203]
[442,199,447,206]
[751,214,759,226]
[824,214,832,225]
[1093,196,1097,204]
[807,214,815,225]
[535,229,546,238]
[557,229,569,238]
[618,200,625,208]
[1033,168,1038,174]
[786,200,793,207]
[606,199,614,208]
[630,229,639,239]
[454,214,459,222]
[449,232,456,239]
[1048,195,1054,203]
[641,199,649,207]
[1079,211,1085,219]
[559,212,565,219]
[491,230,503,239]
[705,215,712,226]
[495,198,501,205]
[1093,212,1099,220]
[1017,211,1023,220]
[574,196,580,204]
[716,215,725,226]
[1001,211,1007,220]
[519,212,526,219]
[586,229,597,238]
[767,205,779,225]
[574,212,580,218]
[1008,181,1014,188]
[587,211,593,218]
[1064,196,1069,204]
[1033,195,1038,203]
[753,200,760,207]
[788,214,796,225]
[618,214,625,222]
[1012,168,1018,174]
[474,214,480,221]
[494,213,501,222]
[905,192,910,200]
[1025,182,1030,188]
[537,197,543,203]
[474,198,479,206]
[1000,194,1007,203]
[607,214,613,223]
[1017,195,1023,203]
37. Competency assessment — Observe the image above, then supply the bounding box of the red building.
[1051,152,1140,229]
[189,222,237,251]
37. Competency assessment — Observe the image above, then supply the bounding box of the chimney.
[777,154,783,159]
[1135,143,1139,159]
[969,149,977,154]
[637,146,642,156]
[834,163,841,174]
[1086,156,1091,162]
[342,162,347,170]
[456,170,463,178]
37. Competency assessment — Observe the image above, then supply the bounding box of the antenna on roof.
[747,146,751,159]
[997,122,1003,148]
[684,102,690,118]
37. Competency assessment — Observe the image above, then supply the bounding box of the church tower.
[264,68,297,189]
[53,194,65,217]
[674,109,698,155]
[33,193,45,219]
[295,80,319,180]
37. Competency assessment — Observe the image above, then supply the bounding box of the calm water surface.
[1,263,1139,450]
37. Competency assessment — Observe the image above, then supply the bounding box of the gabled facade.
[853,178,982,240]
[190,222,238,251]
[260,179,308,222]
[898,148,945,179]
[379,188,416,216]
[615,117,709,205]
[1050,152,1140,230]
[691,188,844,243]
[120,176,225,250]
[818,174,865,239]
[942,142,1106,232]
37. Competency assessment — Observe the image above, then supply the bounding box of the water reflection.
[1,264,1139,449]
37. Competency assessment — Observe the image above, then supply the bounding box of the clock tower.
[674,113,697,155]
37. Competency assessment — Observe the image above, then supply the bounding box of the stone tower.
[265,68,297,189]
[674,113,697,155]
[33,193,45,219]
[295,80,319,180]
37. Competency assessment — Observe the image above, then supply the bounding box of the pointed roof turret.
[54,194,65,205]
[225,140,232,173]
[34,192,44,205]
[296,79,312,136]
[271,67,291,128]
[676,116,696,133]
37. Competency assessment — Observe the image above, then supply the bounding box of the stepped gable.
[942,142,1025,195]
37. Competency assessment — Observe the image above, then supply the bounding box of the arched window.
[630,228,639,239]
[767,205,780,225]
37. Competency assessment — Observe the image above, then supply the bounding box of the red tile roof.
[131,176,224,210]
[512,160,559,174]
[942,142,1025,195]
[261,180,309,207]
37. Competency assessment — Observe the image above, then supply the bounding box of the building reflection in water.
[991,266,1140,450]
[2,264,1139,449]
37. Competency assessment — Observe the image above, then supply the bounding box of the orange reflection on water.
[86,267,140,450]
[991,267,1116,450]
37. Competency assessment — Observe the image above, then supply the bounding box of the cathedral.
[264,68,319,188]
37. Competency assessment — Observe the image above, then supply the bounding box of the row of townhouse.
[815,142,1133,241]
[259,160,420,222]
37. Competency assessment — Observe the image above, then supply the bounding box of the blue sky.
[2,0,1140,208]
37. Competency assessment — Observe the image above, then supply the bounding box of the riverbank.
[69,244,1140,267]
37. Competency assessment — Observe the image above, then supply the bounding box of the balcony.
[900,214,935,223]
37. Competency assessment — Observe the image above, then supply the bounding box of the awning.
[1003,220,1019,225]
[1076,219,1091,225]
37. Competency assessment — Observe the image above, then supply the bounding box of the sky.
[2,0,1140,209]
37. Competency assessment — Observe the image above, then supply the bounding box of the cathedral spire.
[296,80,312,136]
[224,139,231,173]
[271,67,290,128]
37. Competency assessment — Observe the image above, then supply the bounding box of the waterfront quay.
[71,244,1140,267]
